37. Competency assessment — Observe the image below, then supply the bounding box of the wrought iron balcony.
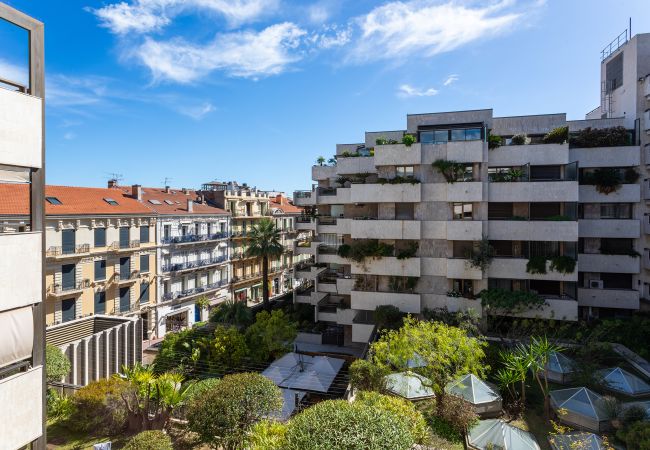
[46,244,90,257]
[161,255,228,273]
[162,279,229,301]
[161,232,230,245]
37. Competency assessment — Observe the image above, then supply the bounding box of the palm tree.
[316,156,326,166]
[245,218,284,311]
[528,336,562,418]
[209,299,252,329]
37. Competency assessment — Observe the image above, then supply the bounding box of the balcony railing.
[294,191,313,199]
[46,244,90,257]
[161,232,229,244]
[162,280,229,301]
[161,255,228,273]
[52,279,90,294]
[110,240,140,251]
[318,216,337,225]
[231,273,262,283]
[318,187,337,196]
[114,271,139,282]
[317,245,339,255]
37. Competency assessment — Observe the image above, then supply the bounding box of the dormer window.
[104,198,119,205]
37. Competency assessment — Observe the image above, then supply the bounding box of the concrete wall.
[570,146,640,167]
[488,220,578,242]
[351,291,421,313]
[0,367,43,449]
[489,143,569,166]
[489,181,578,202]
[579,219,640,238]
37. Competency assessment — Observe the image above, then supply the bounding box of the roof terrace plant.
[432,159,468,183]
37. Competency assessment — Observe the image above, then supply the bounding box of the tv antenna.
[106,172,123,183]
[163,177,173,187]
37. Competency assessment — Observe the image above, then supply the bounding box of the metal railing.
[601,29,628,60]
[110,240,140,250]
[294,191,313,199]
[46,244,90,257]
[161,255,228,272]
[161,232,229,244]
[115,271,139,282]
[52,279,90,294]
[162,280,229,301]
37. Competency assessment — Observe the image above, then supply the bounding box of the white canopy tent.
[262,352,345,394]
[467,419,540,450]
[596,367,650,397]
[550,387,610,433]
[384,371,435,401]
[445,374,502,417]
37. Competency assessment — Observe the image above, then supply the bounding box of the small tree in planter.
[488,134,503,150]
[316,156,325,166]
[402,134,416,147]
[583,168,622,194]
[510,134,527,145]
[543,126,568,144]
[432,159,468,183]
[466,237,495,273]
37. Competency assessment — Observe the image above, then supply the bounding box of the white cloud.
[134,22,306,83]
[348,0,521,63]
[443,74,459,86]
[397,84,438,97]
[63,132,77,140]
[91,0,278,34]
[177,102,216,119]
[0,58,28,86]
[308,25,351,49]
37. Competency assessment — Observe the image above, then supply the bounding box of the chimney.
[182,188,189,195]
[164,186,170,193]
[132,184,142,201]
[187,199,194,213]
[108,179,117,188]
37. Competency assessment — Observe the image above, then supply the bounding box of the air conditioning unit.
[589,280,604,289]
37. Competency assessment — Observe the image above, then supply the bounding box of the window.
[139,282,150,304]
[104,198,119,205]
[164,200,174,205]
[62,298,76,323]
[94,291,106,314]
[488,202,514,220]
[149,199,162,205]
[530,165,561,181]
[396,166,414,177]
[453,241,473,258]
[140,226,149,243]
[419,130,449,144]
[530,203,561,220]
[451,128,482,141]
[601,203,632,219]
[46,197,62,205]
[453,203,473,220]
[119,227,129,248]
[601,273,632,290]
[195,223,200,235]
[94,259,106,281]
[61,264,76,290]
[62,229,76,254]
[120,257,131,278]
[94,228,106,247]
[120,287,130,313]
[395,203,414,220]
[140,254,149,273]
[163,224,171,240]
[601,238,634,255]
[452,279,474,297]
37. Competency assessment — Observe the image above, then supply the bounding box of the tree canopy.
[246,310,297,362]
[46,343,71,383]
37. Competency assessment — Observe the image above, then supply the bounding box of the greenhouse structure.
[549,387,610,433]
[445,374,502,417]
[467,419,540,450]
[595,367,650,397]
[548,432,608,450]
[383,371,435,401]
[545,351,577,384]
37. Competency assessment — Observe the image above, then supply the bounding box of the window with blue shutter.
[94,228,106,247]
[140,254,149,273]
[140,282,150,304]
[62,229,75,254]
[120,257,130,279]
[94,259,106,281]
[62,298,76,322]
[62,264,76,290]
[120,287,130,312]
[94,291,106,314]
[119,227,129,248]
[140,226,149,243]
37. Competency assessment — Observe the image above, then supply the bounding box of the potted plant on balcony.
[583,168,621,194]
[542,126,569,144]
[402,134,416,147]
[488,133,503,150]
[432,159,467,183]
[466,237,495,274]
[316,156,325,166]
[510,134,527,145]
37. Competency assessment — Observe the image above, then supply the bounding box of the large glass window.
[396,166,414,177]
[94,259,106,281]
[453,203,473,220]
[452,279,474,297]
[600,203,632,219]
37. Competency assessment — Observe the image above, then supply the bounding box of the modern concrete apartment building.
[121,185,231,336]
[0,4,46,448]
[294,31,650,344]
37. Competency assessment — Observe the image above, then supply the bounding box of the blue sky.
[1,0,648,194]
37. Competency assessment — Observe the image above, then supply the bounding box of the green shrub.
[186,372,282,449]
[510,134,527,145]
[337,240,394,263]
[184,378,221,406]
[625,167,640,184]
[376,137,388,145]
[356,391,430,444]
[47,389,75,420]
[582,168,621,194]
[432,159,468,183]
[480,288,545,312]
[488,134,503,150]
[617,421,650,449]
[123,430,173,450]
[402,134,416,147]
[245,310,297,362]
[543,126,568,144]
[69,378,130,434]
[336,244,351,258]
[621,405,648,427]
[46,344,71,382]
[570,126,630,148]
[526,256,547,274]
[349,359,388,392]
[437,394,479,434]
[374,305,403,330]
[396,242,418,259]
[549,256,576,274]
[283,399,414,450]
[248,420,288,450]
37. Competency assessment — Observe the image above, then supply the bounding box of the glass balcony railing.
[162,280,229,301]
[161,255,228,272]
[161,232,229,244]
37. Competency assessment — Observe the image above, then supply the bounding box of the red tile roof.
[269,194,303,214]
[121,186,229,216]
[0,184,154,216]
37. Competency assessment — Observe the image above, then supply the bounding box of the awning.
[0,306,34,367]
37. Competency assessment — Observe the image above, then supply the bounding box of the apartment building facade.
[293,32,650,344]
[122,185,231,336]
[0,4,46,448]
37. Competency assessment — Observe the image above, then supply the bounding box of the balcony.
[488,258,578,282]
[161,255,228,273]
[351,183,420,203]
[500,297,578,321]
[351,290,421,314]
[578,288,639,310]
[115,271,139,284]
[578,253,640,274]
[318,187,351,204]
[570,146,640,168]
[579,184,640,203]
[109,240,141,252]
[446,259,483,280]
[351,219,420,240]
[446,220,484,241]
[0,367,43,449]
[312,165,337,180]
[489,143,569,167]
[374,143,421,166]
[336,156,376,175]
[161,232,229,245]
[578,219,640,238]
[295,240,315,255]
[46,244,91,259]
[352,319,375,343]
[231,273,262,285]
[489,181,578,202]
[162,280,229,302]
[422,293,482,315]
[293,190,315,206]
[295,286,315,304]
[295,216,317,231]
[0,232,42,310]
[49,279,90,297]
[488,220,578,242]
[351,256,420,277]
[336,277,355,295]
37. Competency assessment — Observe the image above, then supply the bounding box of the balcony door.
[120,257,131,278]
[61,298,76,322]
[119,227,130,248]
[62,229,75,254]
[120,287,130,312]
[61,264,76,290]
